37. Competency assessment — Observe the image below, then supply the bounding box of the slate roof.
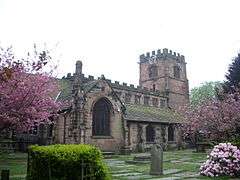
[57,78,72,102]
[124,104,183,124]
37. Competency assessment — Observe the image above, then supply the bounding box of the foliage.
[200,143,240,177]
[190,81,221,106]
[0,46,61,133]
[180,91,240,143]
[231,138,240,148]
[27,144,110,180]
[223,53,240,94]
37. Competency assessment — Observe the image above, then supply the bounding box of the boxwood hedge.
[27,144,110,180]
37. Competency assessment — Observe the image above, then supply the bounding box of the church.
[53,48,189,153]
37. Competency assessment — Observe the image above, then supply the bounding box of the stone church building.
[53,48,189,153]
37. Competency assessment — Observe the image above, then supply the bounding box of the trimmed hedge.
[27,144,110,180]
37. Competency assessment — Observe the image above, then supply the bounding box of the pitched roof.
[124,104,183,124]
[57,78,72,102]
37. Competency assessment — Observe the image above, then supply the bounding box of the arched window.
[173,66,180,78]
[146,124,155,142]
[168,125,174,141]
[149,65,158,78]
[92,98,112,136]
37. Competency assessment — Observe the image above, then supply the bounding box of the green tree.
[223,53,240,93]
[190,81,221,106]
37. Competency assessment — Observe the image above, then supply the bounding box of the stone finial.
[75,60,82,75]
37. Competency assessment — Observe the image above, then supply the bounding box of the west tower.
[139,48,189,109]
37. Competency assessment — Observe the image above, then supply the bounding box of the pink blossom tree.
[180,91,240,143]
[0,46,61,134]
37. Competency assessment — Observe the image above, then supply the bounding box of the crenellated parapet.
[139,48,185,64]
[61,73,165,97]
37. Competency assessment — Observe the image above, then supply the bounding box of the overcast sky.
[0,0,240,89]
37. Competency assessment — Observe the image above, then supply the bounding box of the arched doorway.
[146,124,155,142]
[92,98,112,136]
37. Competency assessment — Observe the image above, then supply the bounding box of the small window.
[152,98,158,107]
[153,84,156,91]
[174,66,180,78]
[149,65,158,78]
[135,95,141,104]
[144,96,150,105]
[160,99,166,108]
[125,94,131,103]
[168,125,174,141]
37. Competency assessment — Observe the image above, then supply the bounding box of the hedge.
[27,144,110,180]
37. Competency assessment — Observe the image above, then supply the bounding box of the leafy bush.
[231,138,240,148]
[200,143,240,177]
[27,144,110,180]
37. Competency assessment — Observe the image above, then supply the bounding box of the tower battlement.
[139,48,185,63]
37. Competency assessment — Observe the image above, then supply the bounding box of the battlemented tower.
[139,48,189,109]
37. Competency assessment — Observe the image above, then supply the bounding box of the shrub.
[231,138,240,148]
[200,143,240,177]
[27,144,110,180]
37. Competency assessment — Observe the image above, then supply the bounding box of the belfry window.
[174,66,180,78]
[92,98,111,136]
[146,124,155,142]
[149,65,158,78]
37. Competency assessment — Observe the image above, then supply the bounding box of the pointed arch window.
[92,98,112,136]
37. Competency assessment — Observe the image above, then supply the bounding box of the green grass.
[0,149,238,179]
[0,152,27,179]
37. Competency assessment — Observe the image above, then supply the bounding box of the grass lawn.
[0,149,237,179]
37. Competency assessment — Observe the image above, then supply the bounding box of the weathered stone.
[51,49,189,153]
[150,144,163,175]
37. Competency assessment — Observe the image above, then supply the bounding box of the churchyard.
[1,149,238,180]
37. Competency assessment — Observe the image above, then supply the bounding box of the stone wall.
[139,49,189,109]
[127,122,180,152]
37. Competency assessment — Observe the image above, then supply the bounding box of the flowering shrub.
[200,143,240,177]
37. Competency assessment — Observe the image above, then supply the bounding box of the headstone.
[1,169,10,180]
[150,144,163,175]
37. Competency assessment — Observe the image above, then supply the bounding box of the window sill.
[91,136,113,139]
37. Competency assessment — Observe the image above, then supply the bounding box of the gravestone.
[150,144,163,175]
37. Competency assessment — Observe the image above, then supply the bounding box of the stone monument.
[150,144,163,175]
